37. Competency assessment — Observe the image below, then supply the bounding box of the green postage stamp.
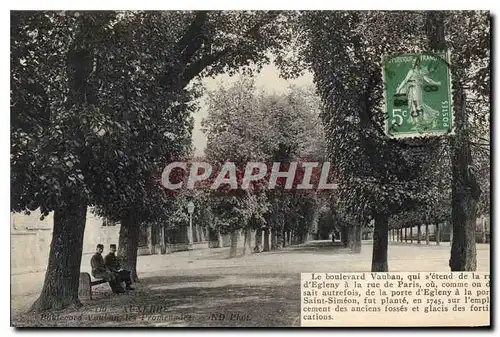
[383,52,454,138]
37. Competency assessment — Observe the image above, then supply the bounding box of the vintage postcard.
[10,9,490,327]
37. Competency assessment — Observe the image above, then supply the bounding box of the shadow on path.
[193,240,349,260]
[263,240,349,255]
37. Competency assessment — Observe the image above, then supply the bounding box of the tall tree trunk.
[341,225,348,247]
[218,232,223,248]
[146,223,153,254]
[347,225,362,254]
[371,213,389,272]
[247,226,252,252]
[242,225,251,255]
[118,216,140,283]
[193,225,199,244]
[410,227,413,243]
[301,232,307,244]
[208,228,221,248]
[449,78,479,271]
[482,216,487,243]
[347,226,355,251]
[275,223,284,250]
[436,223,441,245]
[425,224,430,245]
[242,230,248,256]
[404,227,407,243]
[30,15,109,312]
[31,200,87,312]
[229,230,238,258]
[32,19,108,309]
[263,228,270,252]
[160,224,166,254]
[450,75,480,268]
[417,224,421,244]
[449,220,453,246]
[200,226,206,242]
[254,229,263,252]
[426,9,479,272]
[355,225,362,252]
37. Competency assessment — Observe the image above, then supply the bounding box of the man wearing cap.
[105,244,135,290]
[90,244,125,293]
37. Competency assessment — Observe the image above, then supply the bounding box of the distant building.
[11,208,119,276]
[10,208,214,278]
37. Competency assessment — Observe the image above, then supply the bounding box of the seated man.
[105,244,134,290]
[91,244,125,294]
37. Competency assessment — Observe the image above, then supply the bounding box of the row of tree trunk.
[226,225,310,258]
[389,224,443,245]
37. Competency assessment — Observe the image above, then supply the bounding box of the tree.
[202,79,271,257]
[331,201,364,253]
[91,9,298,280]
[12,11,118,311]
[297,11,450,271]
[11,10,296,311]
[441,11,490,270]
[201,76,328,254]
[202,79,327,253]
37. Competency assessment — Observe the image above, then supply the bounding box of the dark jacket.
[90,252,108,278]
[104,253,121,272]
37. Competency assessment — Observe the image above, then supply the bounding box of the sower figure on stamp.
[105,244,135,290]
[394,56,441,131]
[91,244,125,293]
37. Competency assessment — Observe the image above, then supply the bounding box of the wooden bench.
[78,272,108,300]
